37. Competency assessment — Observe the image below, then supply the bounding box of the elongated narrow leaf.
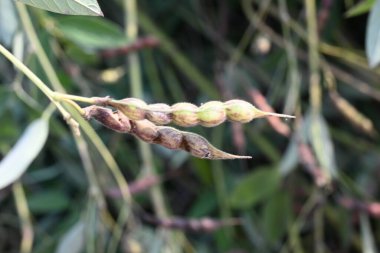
[346,0,375,17]
[0,119,49,189]
[279,137,299,176]
[304,112,337,183]
[229,168,280,209]
[366,0,380,67]
[56,16,128,49]
[56,221,85,253]
[28,191,70,213]
[16,0,103,16]
[360,213,378,253]
[0,0,18,46]
[263,191,292,243]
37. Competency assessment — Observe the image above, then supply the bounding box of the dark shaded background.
[1,0,380,252]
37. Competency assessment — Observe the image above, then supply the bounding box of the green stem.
[105,2,148,253]
[13,182,34,253]
[314,206,324,253]
[278,0,301,114]
[41,103,56,121]
[0,44,77,123]
[53,93,98,104]
[124,0,168,218]
[66,106,132,203]
[125,2,184,253]
[212,125,233,249]
[72,130,117,253]
[0,44,54,99]
[72,130,107,211]
[16,3,66,93]
[305,0,321,112]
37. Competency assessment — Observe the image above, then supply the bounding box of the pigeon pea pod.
[107,98,294,127]
[83,106,251,160]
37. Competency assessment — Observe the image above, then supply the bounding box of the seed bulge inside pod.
[84,106,131,133]
[132,120,159,142]
[116,98,147,121]
[183,133,211,158]
[171,102,200,127]
[146,103,172,125]
[155,127,184,149]
[197,101,227,127]
[225,99,255,123]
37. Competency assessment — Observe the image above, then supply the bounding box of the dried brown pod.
[83,105,131,133]
[84,106,251,159]
[154,127,184,149]
[180,131,251,159]
[140,213,241,232]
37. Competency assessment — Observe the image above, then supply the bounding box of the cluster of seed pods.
[140,214,240,232]
[83,106,251,159]
[104,98,294,127]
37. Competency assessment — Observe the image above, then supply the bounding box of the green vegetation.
[1,0,380,252]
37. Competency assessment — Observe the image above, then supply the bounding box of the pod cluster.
[106,98,294,127]
[140,214,240,232]
[84,106,251,160]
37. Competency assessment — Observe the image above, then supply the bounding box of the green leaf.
[56,220,85,253]
[65,43,99,65]
[366,0,380,67]
[16,0,103,16]
[306,112,337,182]
[346,0,375,17]
[0,119,49,190]
[28,191,70,213]
[359,213,378,253]
[56,16,128,49]
[0,0,18,46]
[229,168,280,209]
[187,190,217,218]
[263,191,292,243]
[279,137,299,176]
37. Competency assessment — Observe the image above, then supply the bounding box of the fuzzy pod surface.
[107,98,294,128]
[84,106,251,160]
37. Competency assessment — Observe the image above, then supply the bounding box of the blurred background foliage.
[1,0,380,252]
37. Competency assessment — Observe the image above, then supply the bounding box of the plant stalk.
[16,3,66,93]
[124,0,168,219]
[0,44,54,99]
[305,0,321,112]
[13,182,34,253]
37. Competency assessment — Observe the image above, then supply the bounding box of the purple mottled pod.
[116,98,147,120]
[197,101,227,127]
[146,103,172,125]
[154,127,184,149]
[83,106,131,133]
[182,132,211,158]
[225,99,255,123]
[171,102,199,127]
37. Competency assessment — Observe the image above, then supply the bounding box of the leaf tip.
[97,9,104,17]
[368,59,380,68]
